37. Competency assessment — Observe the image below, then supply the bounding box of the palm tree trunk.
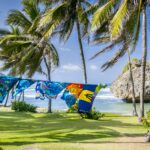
[22,91,25,101]
[4,92,9,107]
[47,72,52,113]
[76,18,87,84]
[140,5,147,118]
[43,56,52,113]
[127,49,138,116]
[18,93,22,101]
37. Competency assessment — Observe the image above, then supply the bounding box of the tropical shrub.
[147,109,150,118]
[142,118,150,128]
[80,108,104,120]
[142,109,150,142]
[142,109,150,128]
[11,101,37,113]
[142,117,150,142]
[67,103,78,113]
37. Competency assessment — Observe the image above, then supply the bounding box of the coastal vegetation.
[11,101,37,113]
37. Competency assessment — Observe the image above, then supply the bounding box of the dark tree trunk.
[44,56,52,113]
[18,93,22,101]
[140,5,147,118]
[4,92,9,107]
[47,71,52,113]
[127,49,138,116]
[22,91,25,101]
[76,18,87,84]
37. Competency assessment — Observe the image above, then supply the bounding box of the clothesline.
[0,75,106,113]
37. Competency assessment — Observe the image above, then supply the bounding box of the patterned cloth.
[36,81,68,100]
[12,79,35,98]
[0,76,18,103]
[61,83,83,108]
[78,84,105,113]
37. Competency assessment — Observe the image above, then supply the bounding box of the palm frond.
[92,36,110,45]
[39,3,67,38]
[78,5,90,37]
[101,41,128,71]
[22,0,40,21]
[59,18,74,42]
[90,43,116,60]
[131,0,142,52]
[110,0,129,40]
[6,10,31,32]
[91,0,117,31]
[49,43,59,67]
[0,35,29,44]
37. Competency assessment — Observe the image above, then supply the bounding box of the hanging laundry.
[36,81,68,100]
[12,79,35,98]
[0,76,18,103]
[78,84,105,113]
[61,83,83,108]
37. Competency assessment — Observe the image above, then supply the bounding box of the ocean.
[11,86,150,116]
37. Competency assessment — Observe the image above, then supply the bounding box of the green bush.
[79,108,104,120]
[142,118,150,128]
[142,110,150,130]
[11,101,37,113]
[147,109,150,118]
[67,103,78,113]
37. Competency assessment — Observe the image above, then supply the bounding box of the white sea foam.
[96,87,121,100]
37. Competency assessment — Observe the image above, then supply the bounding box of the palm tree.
[0,0,59,113]
[90,25,138,116]
[91,0,149,117]
[127,49,138,116]
[140,2,147,118]
[38,0,92,84]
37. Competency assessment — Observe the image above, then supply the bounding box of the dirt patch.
[116,136,146,143]
[19,146,41,150]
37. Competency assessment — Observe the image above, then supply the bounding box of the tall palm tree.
[91,0,149,117]
[127,49,138,116]
[38,0,92,84]
[140,2,147,118]
[90,25,138,116]
[0,0,59,113]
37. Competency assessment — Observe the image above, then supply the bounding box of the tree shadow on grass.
[0,128,121,146]
[0,111,144,147]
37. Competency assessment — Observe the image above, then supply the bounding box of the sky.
[0,0,150,84]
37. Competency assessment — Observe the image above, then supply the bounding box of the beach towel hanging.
[78,84,104,113]
[61,83,83,108]
[0,76,18,103]
[12,79,35,98]
[36,81,68,100]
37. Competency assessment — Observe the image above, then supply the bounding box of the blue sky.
[0,0,150,84]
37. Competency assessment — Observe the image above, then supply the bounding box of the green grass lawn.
[0,108,149,150]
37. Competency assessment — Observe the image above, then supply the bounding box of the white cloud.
[61,64,81,71]
[90,65,98,70]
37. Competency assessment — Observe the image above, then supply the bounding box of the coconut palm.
[38,0,92,84]
[0,0,59,113]
[90,23,138,116]
[91,0,149,117]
